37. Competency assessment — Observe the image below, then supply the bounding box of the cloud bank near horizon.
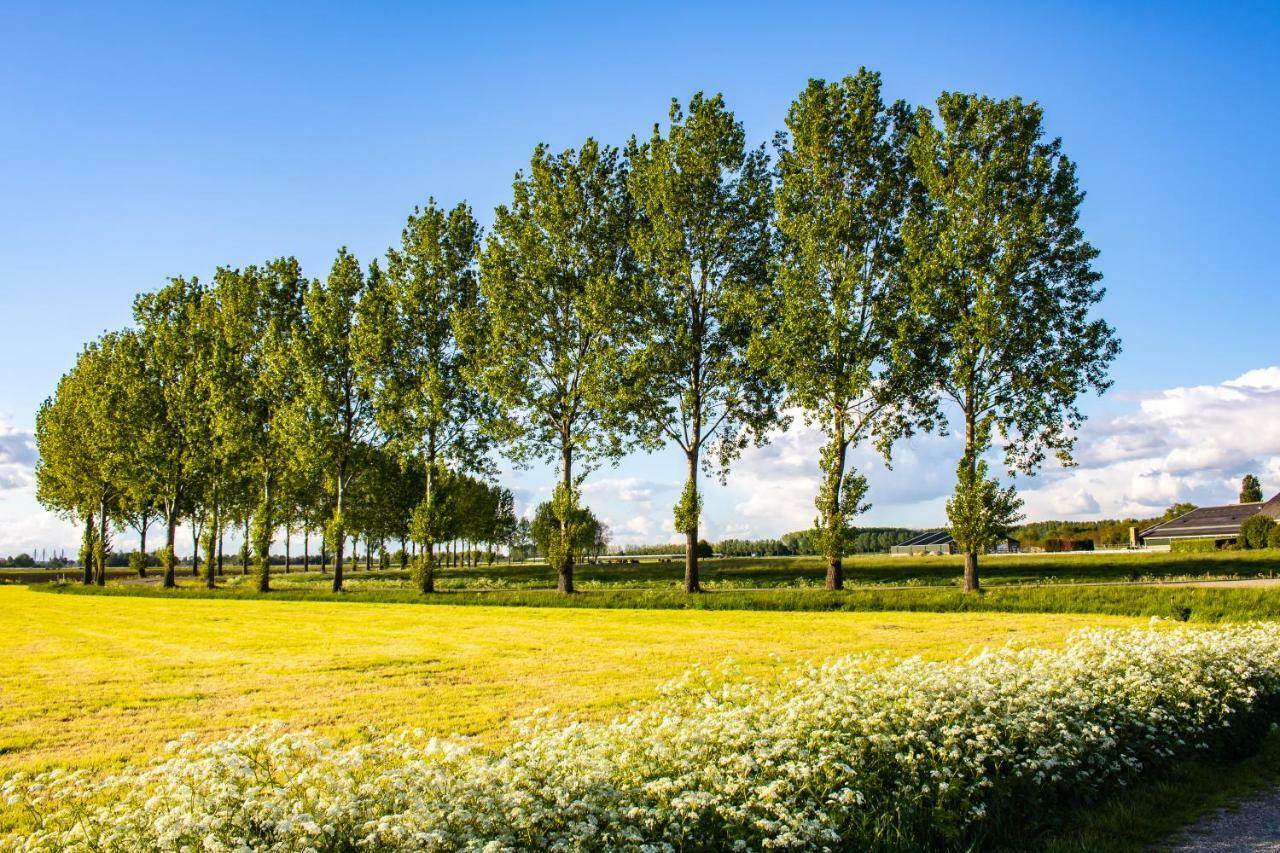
[2,366,1278,555]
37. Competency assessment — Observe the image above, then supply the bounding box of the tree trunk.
[331,469,345,592]
[558,440,574,594]
[163,509,178,589]
[964,550,980,592]
[963,408,981,593]
[365,538,371,572]
[241,517,250,575]
[284,527,291,573]
[304,529,310,572]
[191,523,200,578]
[256,472,272,593]
[204,503,218,590]
[82,514,94,585]
[825,413,848,592]
[96,494,108,586]
[217,528,224,576]
[137,520,148,578]
[683,449,700,593]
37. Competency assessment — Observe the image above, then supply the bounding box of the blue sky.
[1,1,1278,554]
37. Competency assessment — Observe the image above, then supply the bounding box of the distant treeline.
[1012,506,1190,549]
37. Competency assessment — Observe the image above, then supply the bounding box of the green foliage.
[812,452,870,567]
[672,480,700,536]
[946,458,1025,556]
[1171,538,1223,553]
[531,485,604,576]
[1240,514,1276,550]
[1163,502,1198,521]
[468,139,640,472]
[1241,474,1264,503]
[251,502,273,592]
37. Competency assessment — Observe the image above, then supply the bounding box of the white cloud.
[715,366,1280,529]
[581,476,670,504]
[0,417,37,492]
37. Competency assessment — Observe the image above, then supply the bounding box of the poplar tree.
[626,93,779,593]
[365,200,489,593]
[134,279,206,588]
[35,336,128,585]
[770,70,931,590]
[294,249,378,593]
[467,140,640,593]
[903,93,1119,591]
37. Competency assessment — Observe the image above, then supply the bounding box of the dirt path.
[1166,787,1280,850]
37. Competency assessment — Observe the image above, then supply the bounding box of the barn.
[890,531,1022,556]
[890,531,955,556]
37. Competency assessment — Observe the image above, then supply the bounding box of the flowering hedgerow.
[5,622,1280,851]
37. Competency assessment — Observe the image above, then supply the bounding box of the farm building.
[1139,494,1280,549]
[890,531,1021,556]
[891,531,954,555]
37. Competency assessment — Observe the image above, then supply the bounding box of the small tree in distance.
[946,457,1024,559]
[1241,474,1263,503]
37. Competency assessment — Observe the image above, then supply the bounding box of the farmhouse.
[1139,494,1280,549]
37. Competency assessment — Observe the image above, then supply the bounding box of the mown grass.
[0,586,1137,781]
[40,575,1280,623]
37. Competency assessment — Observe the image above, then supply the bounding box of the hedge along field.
[0,587,1138,783]
[6,623,1280,851]
[83,549,1280,591]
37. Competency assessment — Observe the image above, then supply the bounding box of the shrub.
[1241,515,1277,550]
[1269,525,1280,550]
[6,624,1280,850]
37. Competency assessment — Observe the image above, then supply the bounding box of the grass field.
[0,585,1140,779]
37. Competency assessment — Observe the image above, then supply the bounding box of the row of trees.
[37,67,1118,594]
[36,250,518,592]
[715,527,922,557]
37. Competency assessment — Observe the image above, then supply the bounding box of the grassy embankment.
[38,558,1280,623]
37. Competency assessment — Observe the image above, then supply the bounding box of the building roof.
[1139,495,1280,540]
[896,530,954,547]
